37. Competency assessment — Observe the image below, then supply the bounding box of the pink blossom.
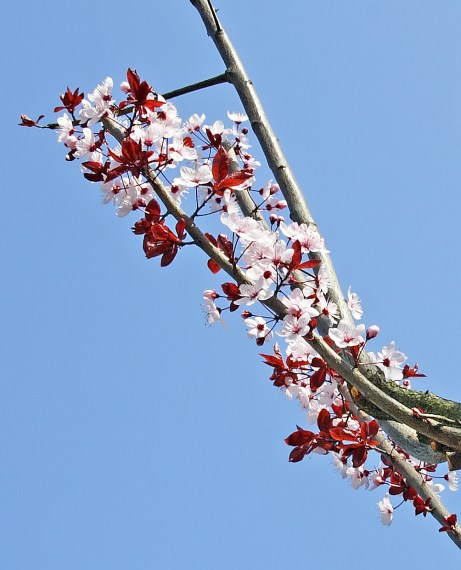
[227,111,248,124]
[203,119,226,137]
[279,221,327,253]
[203,289,218,301]
[221,214,265,244]
[244,316,273,340]
[347,466,369,490]
[174,164,213,187]
[56,113,77,148]
[203,298,225,327]
[281,288,318,320]
[184,113,206,132]
[318,293,339,326]
[234,278,273,306]
[168,136,198,163]
[347,286,363,320]
[74,128,97,158]
[372,341,407,382]
[445,471,459,492]
[329,319,365,348]
[368,467,386,490]
[366,325,380,341]
[377,494,393,526]
[331,452,348,479]
[79,77,114,126]
[153,102,182,138]
[278,314,312,341]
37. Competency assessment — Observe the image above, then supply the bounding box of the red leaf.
[183,136,194,148]
[145,198,161,223]
[351,447,367,468]
[132,219,151,235]
[19,114,44,127]
[403,363,426,378]
[310,366,327,392]
[317,408,332,433]
[439,514,457,532]
[212,146,230,184]
[175,218,187,239]
[366,419,380,439]
[285,428,315,447]
[288,240,302,273]
[298,259,321,270]
[161,247,178,267]
[288,447,307,463]
[329,427,358,442]
[54,86,84,114]
[215,170,253,192]
[207,259,221,274]
[259,353,285,369]
[311,357,325,368]
[413,496,432,517]
[216,234,234,259]
[144,99,165,111]
[403,486,418,501]
[221,282,240,300]
[204,128,222,149]
[127,68,140,92]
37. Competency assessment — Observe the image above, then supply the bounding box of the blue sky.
[2,1,461,567]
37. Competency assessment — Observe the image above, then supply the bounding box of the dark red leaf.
[298,259,321,270]
[439,514,457,532]
[132,219,151,235]
[351,447,367,468]
[310,366,327,392]
[212,146,230,183]
[207,259,221,274]
[145,198,161,222]
[221,282,240,300]
[288,447,307,463]
[259,353,285,369]
[366,419,380,439]
[403,486,418,501]
[329,427,358,442]
[317,408,331,433]
[161,247,178,267]
[285,428,315,447]
[175,218,187,239]
[288,240,302,273]
[19,114,43,127]
[215,170,253,192]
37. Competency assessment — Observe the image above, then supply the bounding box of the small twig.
[417,412,461,425]
[162,72,229,100]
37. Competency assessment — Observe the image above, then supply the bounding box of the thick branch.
[189,0,461,446]
[106,34,461,457]
[188,1,461,546]
[190,0,354,327]
[346,392,461,547]
[104,111,461,544]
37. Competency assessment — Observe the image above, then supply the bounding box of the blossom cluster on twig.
[20,68,459,532]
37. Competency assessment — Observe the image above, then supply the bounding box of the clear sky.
[2,0,461,567]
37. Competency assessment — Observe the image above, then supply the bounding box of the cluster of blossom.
[21,68,458,530]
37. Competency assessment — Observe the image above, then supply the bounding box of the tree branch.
[162,72,229,100]
[188,0,461,449]
[189,0,461,546]
[190,0,354,327]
